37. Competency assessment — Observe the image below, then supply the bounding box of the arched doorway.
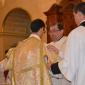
[3,8,31,35]
[2,8,31,58]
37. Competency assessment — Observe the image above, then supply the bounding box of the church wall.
[0,0,61,31]
[0,37,4,60]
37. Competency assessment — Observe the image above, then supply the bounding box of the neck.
[32,32,41,38]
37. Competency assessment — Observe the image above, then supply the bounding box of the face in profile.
[40,27,45,37]
[73,12,83,26]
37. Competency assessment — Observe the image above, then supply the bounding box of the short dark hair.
[31,19,45,32]
[73,2,85,15]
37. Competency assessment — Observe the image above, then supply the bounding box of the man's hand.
[47,45,59,54]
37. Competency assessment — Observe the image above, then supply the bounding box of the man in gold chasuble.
[5,19,52,85]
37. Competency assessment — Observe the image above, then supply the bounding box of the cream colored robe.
[59,26,85,85]
[6,34,52,85]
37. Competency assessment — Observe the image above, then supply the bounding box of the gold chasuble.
[11,34,52,85]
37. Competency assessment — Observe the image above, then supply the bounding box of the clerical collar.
[79,20,85,27]
[29,34,41,40]
[80,20,85,24]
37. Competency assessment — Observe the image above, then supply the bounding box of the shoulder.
[68,26,80,38]
[69,26,85,38]
[66,26,85,44]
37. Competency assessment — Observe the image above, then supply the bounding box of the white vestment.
[47,37,71,85]
[59,26,85,85]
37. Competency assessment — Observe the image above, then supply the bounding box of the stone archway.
[2,8,32,59]
[3,8,31,35]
